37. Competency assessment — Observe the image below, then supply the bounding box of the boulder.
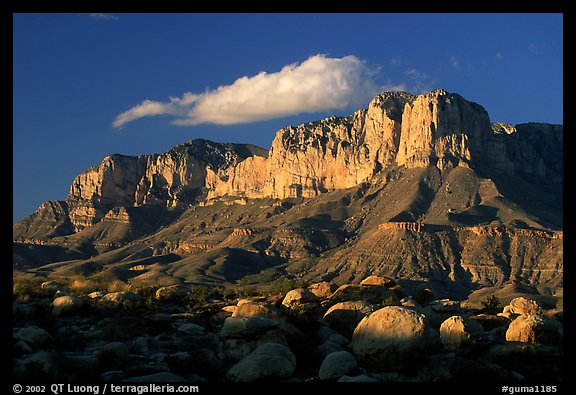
[308,282,338,299]
[96,342,130,368]
[352,306,428,370]
[221,316,278,338]
[505,314,562,345]
[439,316,484,354]
[221,305,237,315]
[328,284,398,305]
[100,291,143,308]
[282,288,319,308]
[315,340,345,361]
[400,296,422,309]
[318,351,358,381]
[326,333,350,348]
[429,299,461,313]
[94,316,147,340]
[177,323,205,336]
[154,285,187,302]
[130,336,161,355]
[14,326,52,348]
[101,370,125,381]
[225,342,296,382]
[87,291,105,299]
[14,351,59,378]
[181,348,221,378]
[416,353,457,381]
[316,324,339,341]
[323,301,375,338]
[423,299,463,328]
[147,313,173,334]
[498,305,520,321]
[282,288,321,320]
[508,297,543,316]
[220,316,285,362]
[233,299,277,318]
[359,275,397,288]
[52,295,83,316]
[155,331,219,353]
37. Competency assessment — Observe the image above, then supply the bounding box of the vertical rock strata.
[207,89,561,199]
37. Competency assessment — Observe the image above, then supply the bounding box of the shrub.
[68,275,99,294]
[186,286,209,308]
[482,295,502,313]
[267,276,307,296]
[221,286,239,302]
[381,296,401,307]
[13,278,45,300]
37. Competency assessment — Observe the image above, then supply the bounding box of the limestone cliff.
[15,89,563,241]
[207,89,561,200]
[396,89,490,168]
[14,140,267,240]
[29,89,562,220]
[207,92,416,199]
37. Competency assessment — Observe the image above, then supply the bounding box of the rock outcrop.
[15,140,267,238]
[206,89,562,200]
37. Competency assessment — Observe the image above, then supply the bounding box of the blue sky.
[13,13,563,223]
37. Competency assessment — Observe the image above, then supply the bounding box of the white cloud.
[495,51,504,60]
[113,100,181,129]
[89,13,119,21]
[113,54,400,128]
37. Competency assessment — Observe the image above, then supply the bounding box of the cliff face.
[207,91,416,199]
[61,140,267,232]
[396,89,491,168]
[14,88,563,293]
[14,89,563,240]
[207,89,562,199]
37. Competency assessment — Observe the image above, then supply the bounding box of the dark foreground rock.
[12,277,563,383]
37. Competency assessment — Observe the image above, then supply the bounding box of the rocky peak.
[369,91,415,120]
[15,89,562,240]
[491,122,517,135]
[63,139,266,231]
[202,89,562,202]
[396,89,492,169]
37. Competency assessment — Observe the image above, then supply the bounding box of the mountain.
[13,89,563,297]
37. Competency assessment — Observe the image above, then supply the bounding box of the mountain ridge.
[13,88,563,297]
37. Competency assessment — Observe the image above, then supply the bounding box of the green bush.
[210,285,239,302]
[482,295,502,313]
[267,276,307,296]
[13,278,45,300]
[381,296,401,307]
[186,286,209,308]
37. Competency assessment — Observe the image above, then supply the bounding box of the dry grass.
[68,274,130,294]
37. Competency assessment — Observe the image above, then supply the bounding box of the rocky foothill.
[13,276,563,383]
